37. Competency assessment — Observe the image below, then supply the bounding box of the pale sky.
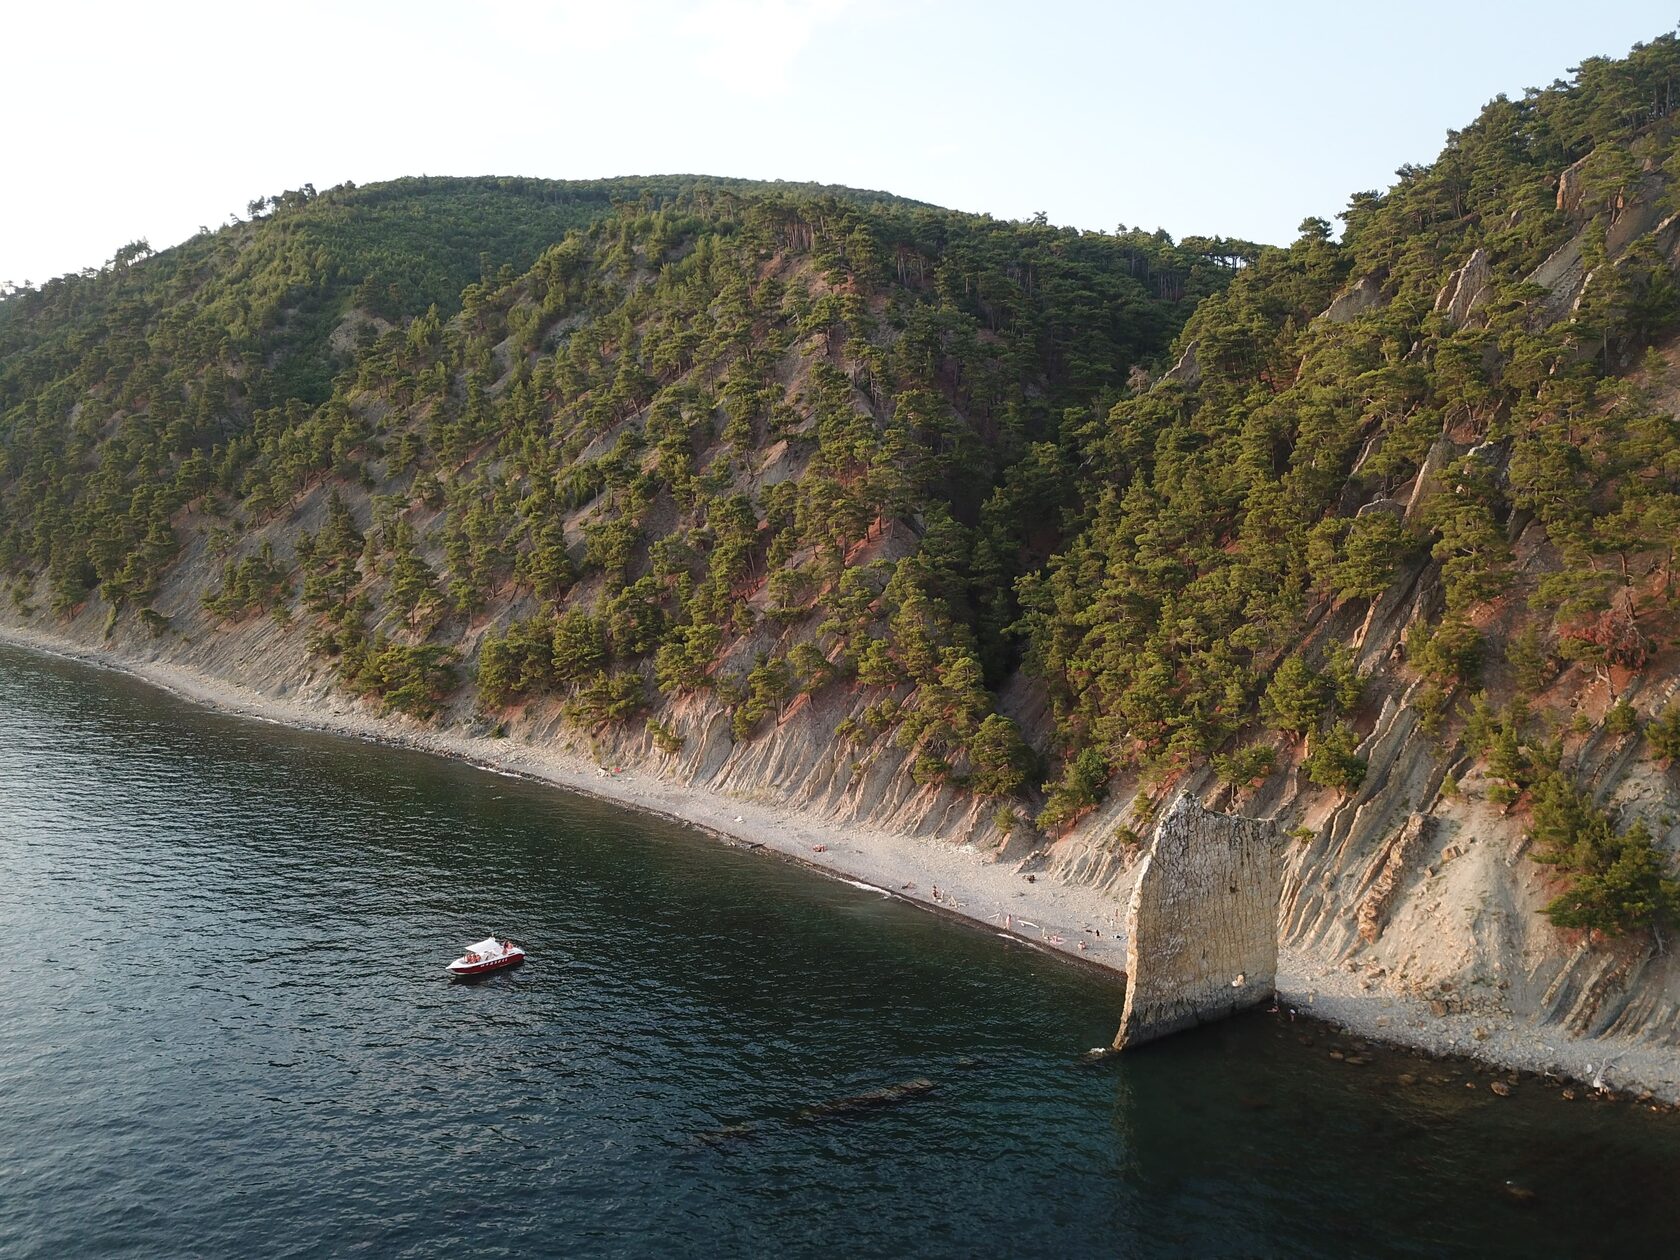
[2,0,1676,287]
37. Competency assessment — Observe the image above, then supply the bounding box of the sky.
[2,0,1677,287]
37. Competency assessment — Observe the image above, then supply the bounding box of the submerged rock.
[695,1122,757,1147]
[800,1078,937,1120]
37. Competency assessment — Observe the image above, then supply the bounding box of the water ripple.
[3,645,1680,1259]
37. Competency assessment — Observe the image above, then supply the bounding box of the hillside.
[0,174,928,411]
[0,173,1242,734]
[9,35,1680,1074]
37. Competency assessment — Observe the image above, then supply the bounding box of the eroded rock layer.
[1114,795,1282,1049]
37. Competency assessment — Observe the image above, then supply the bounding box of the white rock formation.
[1114,793,1282,1048]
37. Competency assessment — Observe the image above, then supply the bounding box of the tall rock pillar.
[1114,793,1282,1049]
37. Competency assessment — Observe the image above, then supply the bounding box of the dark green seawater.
[3,644,1679,1259]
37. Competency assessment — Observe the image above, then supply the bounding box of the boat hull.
[446,949,526,977]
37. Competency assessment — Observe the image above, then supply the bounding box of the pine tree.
[1262,655,1327,736]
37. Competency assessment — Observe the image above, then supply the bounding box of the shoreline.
[4,620,1679,1102]
[0,622,1134,978]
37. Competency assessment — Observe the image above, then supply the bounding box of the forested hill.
[0,172,1247,723]
[10,32,1680,959]
[1013,33,1680,939]
[0,175,929,409]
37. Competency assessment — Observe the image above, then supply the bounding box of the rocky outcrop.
[1527,167,1673,329]
[1403,433,1456,522]
[1556,155,1591,218]
[1356,813,1434,944]
[1524,231,1589,326]
[1433,247,1493,329]
[1158,340,1200,388]
[1355,495,1405,519]
[1605,173,1671,258]
[1114,794,1282,1048]
[1320,273,1386,324]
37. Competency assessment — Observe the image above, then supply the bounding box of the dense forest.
[8,35,1680,942]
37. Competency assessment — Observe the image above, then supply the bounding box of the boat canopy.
[464,936,503,955]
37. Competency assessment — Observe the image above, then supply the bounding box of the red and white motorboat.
[446,936,526,977]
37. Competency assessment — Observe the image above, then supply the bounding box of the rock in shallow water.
[800,1078,937,1120]
[1114,794,1281,1049]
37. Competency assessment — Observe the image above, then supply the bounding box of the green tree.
[1262,655,1327,736]
[1304,722,1366,793]
[969,714,1033,797]
[552,610,606,683]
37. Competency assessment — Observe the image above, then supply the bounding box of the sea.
[2,642,1678,1258]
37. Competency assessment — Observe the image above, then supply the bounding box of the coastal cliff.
[10,41,1680,1094]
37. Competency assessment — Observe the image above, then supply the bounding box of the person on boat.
[466,951,480,963]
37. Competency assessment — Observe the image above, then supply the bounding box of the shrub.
[1213,742,1276,790]
[564,669,647,726]
[552,610,607,683]
[1304,722,1366,793]
[1649,706,1680,765]
[731,655,792,740]
[1324,642,1366,714]
[1262,655,1326,735]
[476,616,554,708]
[1604,700,1640,739]
[343,638,459,717]
[911,752,952,785]
[1037,748,1110,831]
[645,717,684,754]
[203,542,291,621]
[1506,626,1556,693]
[1406,616,1482,687]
